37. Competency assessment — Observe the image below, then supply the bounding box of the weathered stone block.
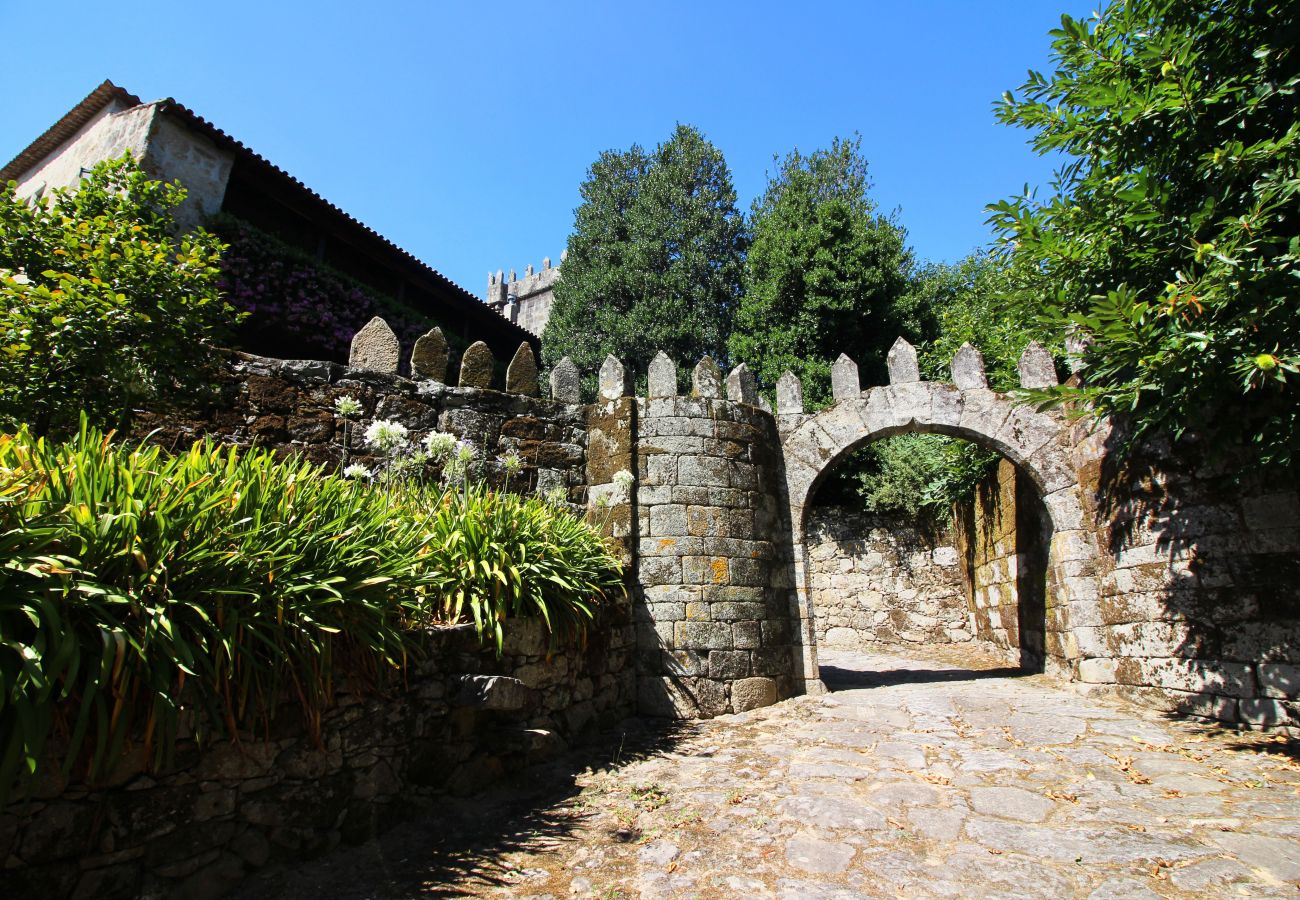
[638,675,697,717]
[712,601,768,621]
[679,456,730,487]
[729,462,759,491]
[458,341,495,389]
[731,676,778,712]
[1018,341,1058,389]
[729,557,767,587]
[505,342,540,396]
[649,504,688,536]
[410,327,449,382]
[683,555,730,585]
[704,585,766,605]
[691,677,731,717]
[950,342,988,390]
[349,316,400,373]
[646,453,677,485]
[456,675,533,711]
[549,356,581,403]
[777,371,804,416]
[726,363,759,405]
[648,601,687,622]
[674,621,732,650]
[732,620,763,649]
[599,355,630,400]
[1260,664,1300,700]
[887,336,920,384]
[692,357,722,399]
[1239,697,1300,727]
[685,601,712,621]
[831,354,859,402]
[648,350,678,397]
[1077,657,1118,684]
[666,649,708,676]
[639,556,682,585]
[708,650,751,680]
[640,535,704,557]
[752,647,792,677]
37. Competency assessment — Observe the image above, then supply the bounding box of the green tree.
[543,125,746,387]
[989,0,1300,469]
[915,251,1057,392]
[730,136,916,407]
[0,154,234,435]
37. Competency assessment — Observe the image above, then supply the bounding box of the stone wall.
[0,614,634,900]
[952,458,1051,669]
[11,99,155,201]
[134,351,589,503]
[1069,424,1300,729]
[806,507,969,651]
[621,355,798,718]
[138,336,1300,735]
[10,98,235,234]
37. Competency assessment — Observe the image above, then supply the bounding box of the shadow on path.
[820,663,1031,691]
[233,718,699,900]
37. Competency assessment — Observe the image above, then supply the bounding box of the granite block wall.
[1068,423,1300,728]
[951,458,1052,669]
[805,507,970,651]
[0,613,635,900]
[630,392,797,718]
[132,351,589,502]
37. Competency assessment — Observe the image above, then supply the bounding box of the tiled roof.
[2,80,533,346]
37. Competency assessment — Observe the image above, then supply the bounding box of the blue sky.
[4,1,1080,298]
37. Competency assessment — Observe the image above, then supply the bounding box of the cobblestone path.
[242,647,1300,898]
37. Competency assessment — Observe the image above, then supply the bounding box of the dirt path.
[238,646,1300,898]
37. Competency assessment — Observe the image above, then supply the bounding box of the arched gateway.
[775,338,1099,693]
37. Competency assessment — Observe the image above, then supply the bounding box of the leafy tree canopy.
[0,154,235,435]
[915,251,1059,393]
[989,0,1300,469]
[543,125,746,389]
[730,136,917,408]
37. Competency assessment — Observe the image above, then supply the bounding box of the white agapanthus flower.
[498,451,523,477]
[342,463,370,479]
[441,439,478,485]
[364,419,409,454]
[544,486,568,506]
[610,468,635,503]
[333,395,362,418]
[424,430,457,460]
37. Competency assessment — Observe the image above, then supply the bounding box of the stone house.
[1,80,537,365]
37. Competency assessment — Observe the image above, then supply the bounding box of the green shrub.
[817,434,999,524]
[0,422,621,803]
[418,482,625,653]
[0,155,235,436]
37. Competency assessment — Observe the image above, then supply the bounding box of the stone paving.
[240,646,1300,898]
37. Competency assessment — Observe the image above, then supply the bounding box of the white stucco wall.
[140,114,235,231]
[12,99,234,233]
[14,100,155,199]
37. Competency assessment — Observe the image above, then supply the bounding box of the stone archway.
[776,340,1100,693]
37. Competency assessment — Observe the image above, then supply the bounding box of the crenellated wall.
[627,354,798,717]
[9,313,1300,895]
[134,318,1300,734]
